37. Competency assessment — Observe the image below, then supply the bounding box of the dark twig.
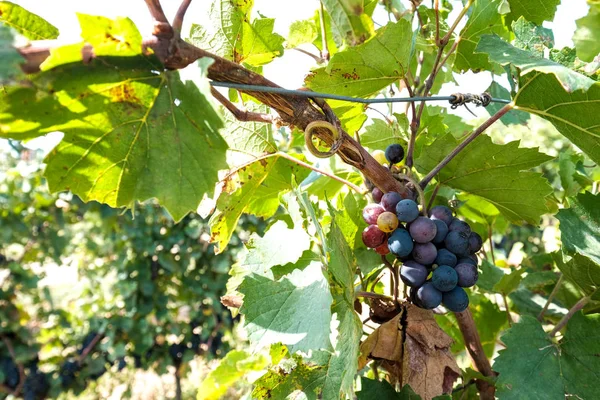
[210,87,280,124]
[293,48,325,64]
[404,80,418,168]
[538,274,563,321]
[420,104,513,188]
[144,0,173,38]
[549,294,593,337]
[77,333,103,364]
[426,182,441,211]
[172,0,192,37]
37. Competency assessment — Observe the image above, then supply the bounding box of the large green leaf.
[476,35,596,92]
[240,261,333,354]
[484,81,529,125]
[188,0,284,66]
[513,73,600,165]
[0,57,226,223]
[557,192,600,265]
[554,252,600,297]
[415,134,553,224]
[209,154,310,253]
[305,20,412,97]
[507,0,560,25]
[320,0,374,46]
[360,118,406,151]
[454,0,509,72]
[573,4,600,62]
[494,314,600,399]
[0,1,58,40]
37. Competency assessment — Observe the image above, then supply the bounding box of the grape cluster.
[361,145,480,312]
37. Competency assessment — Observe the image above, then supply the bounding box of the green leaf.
[320,0,374,46]
[454,0,509,73]
[357,378,421,399]
[197,350,268,400]
[287,19,319,48]
[360,118,406,151]
[0,24,21,83]
[507,0,560,25]
[514,72,600,165]
[79,14,142,56]
[188,0,284,67]
[573,4,600,62]
[0,58,226,223]
[493,268,525,295]
[554,252,600,297]
[415,134,553,224]
[557,192,600,265]
[476,35,596,92]
[239,261,333,354]
[512,17,554,57]
[494,314,600,399]
[209,154,310,253]
[484,81,529,125]
[305,20,413,97]
[0,1,58,40]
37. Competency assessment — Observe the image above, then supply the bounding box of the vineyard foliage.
[1,0,600,399]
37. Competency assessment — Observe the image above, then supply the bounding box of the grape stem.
[172,0,192,38]
[356,291,395,302]
[549,293,594,337]
[0,335,26,396]
[318,1,330,61]
[538,274,563,321]
[419,104,514,188]
[77,332,104,364]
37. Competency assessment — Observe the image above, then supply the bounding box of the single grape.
[385,143,405,164]
[409,217,437,243]
[432,265,458,292]
[362,225,386,248]
[373,149,387,165]
[468,232,483,253]
[435,248,457,267]
[458,257,477,266]
[1,357,20,389]
[455,263,478,287]
[396,199,419,222]
[375,240,390,255]
[428,205,453,226]
[400,260,428,287]
[410,286,422,307]
[381,192,403,212]
[372,187,384,203]
[416,282,442,309]
[442,286,469,312]
[388,228,414,258]
[431,219,448,244]
[363,203,385,225]
[377,211,399,233]
[444,230,470,256]
[448,218,472,235]
[412,242,437,265]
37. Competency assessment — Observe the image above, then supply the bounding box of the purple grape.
[381,192,402,212]
[412,242,437,265]
[432,219,448,244]
[442,286,469,312]
[428,205,453,226]
[449,218,471,235]
[388,228,413,258]
[362,225,386,248]
[432,265,458,292]
[416,282,442,309]
[458,257,477,266]
[455,263,478,287]
[409,217,437,243]
[468,232,483,253]
[396,199,419,223]
[372,187,383,203]
[362,203,385,225]
[444,230,470,256]
[385,143,405,164]
[400,260,428,287]
[435,248,457,267]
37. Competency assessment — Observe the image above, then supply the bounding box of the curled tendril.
[304,121,343,158]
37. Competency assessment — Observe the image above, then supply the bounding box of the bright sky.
[5,0,591,152]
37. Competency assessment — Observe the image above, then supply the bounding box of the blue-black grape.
[448,218,471,235]
[412,242,437,265]
[400,260,428,287]
[431,219,448,244]
[442,286,469,312]
[362,225,386,248]
[385,143,405,164]
[435,248,457,267]
[381,192,403,212]
[409,217,437,243]
[458,257,477,266]
[388,228,414,257]
[455,263,478,287]
[22,370,49,400]
[428,205,453,226]
[362,203,385,225]
[0,356,20,389]
[468,232,483,253]
[396,199,419,222]
[444,230,470,255]
[416,282,442,309]
[432,265,458,292]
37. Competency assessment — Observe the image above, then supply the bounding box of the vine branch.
[549,294,593,337]
[77,333,103,364]
[210,87,281,124]
[172,0,192,37]
[538,274,563,321]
